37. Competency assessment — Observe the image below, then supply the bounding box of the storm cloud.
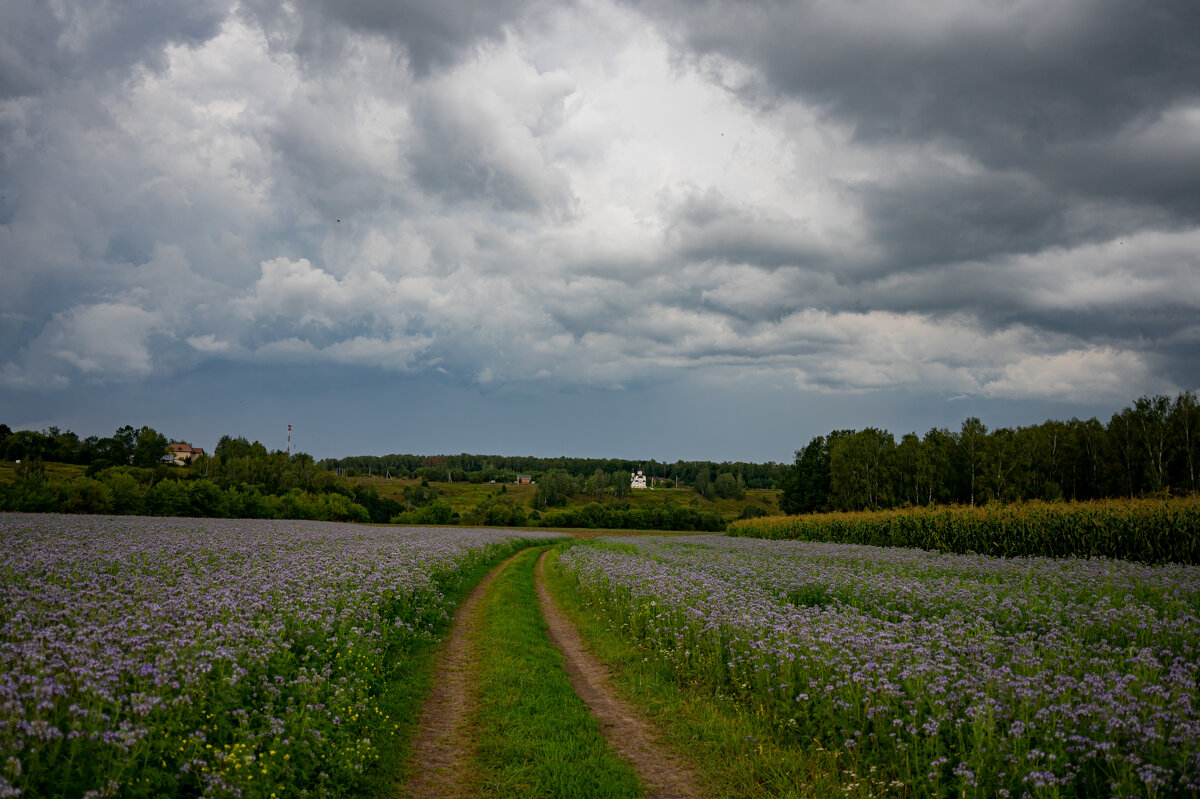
[1,0,1197,458]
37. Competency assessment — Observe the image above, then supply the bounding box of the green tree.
[1134,395,1173,493]
[959,417,988,506]
[1172,391,1199,493]
[91,425,138,469]
[96,469,146,514]
[132,426,170,468]
[532,469,575,510]
[984,427,1028,503]
[1068,417,1105,500]
[779,431,853,514]
[610,471,631,499]
[58,477,113,514]
[894,433,925,506]
[1023,420,1070,500]
[3,429,50,463]
[585,469,608,497]
[1106,408,1141,498]
[143,479,190,516]
[713,472,739,499]
[829,428,896,511]
[919,428,958,505]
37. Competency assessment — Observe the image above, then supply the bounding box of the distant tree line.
[0,424,172,470]
[0,426,403,524]
[780,392,1200,514]
[318,452,787,490]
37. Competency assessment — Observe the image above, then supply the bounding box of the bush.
[462,496,527,527]
[391,499,456,525]
[57,477,114,515]
[535,503,725,532]
[96,470,145,514]
[143,479,190,517]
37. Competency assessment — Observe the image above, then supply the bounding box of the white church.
[630,469,648,489]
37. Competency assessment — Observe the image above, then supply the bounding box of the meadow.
[555,535,1200,797]
[0,513,565,798]
[353,474,781,525]
[7,507,1199,798]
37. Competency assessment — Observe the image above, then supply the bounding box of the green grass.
[0,461,87,482]
[371,543,562,797]
[465,545,645,798]
[354,475,781,523]
[542,546,868,799]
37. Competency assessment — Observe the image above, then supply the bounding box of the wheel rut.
[534,549,706,799]
[398,551,521,799]
[400,545,705,799]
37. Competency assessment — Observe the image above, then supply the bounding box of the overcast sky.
[2,0,1198,462]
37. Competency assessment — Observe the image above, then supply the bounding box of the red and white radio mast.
[287,424,292,457]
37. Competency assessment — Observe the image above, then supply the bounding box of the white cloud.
[979,349,1162,401]
[2,302,164,388]
[186,334,231,353]
[250,334,432,370]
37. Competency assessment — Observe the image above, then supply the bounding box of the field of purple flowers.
[0,513,565,798]
[558,536,1200,797]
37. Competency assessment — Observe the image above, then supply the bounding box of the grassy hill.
[350,475,780,522]
[0,461,86,482]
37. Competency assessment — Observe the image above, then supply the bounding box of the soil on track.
[397,552,522,799]
[534,550,706,799]
[400,546,705,799]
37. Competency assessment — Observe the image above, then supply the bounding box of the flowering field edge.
[552,535,1200,797]
[0,515,568,799]
[543,545,854,798]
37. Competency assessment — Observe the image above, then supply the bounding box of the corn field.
[726,498,1200,564]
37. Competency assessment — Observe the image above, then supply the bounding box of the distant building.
[630,469,647,489]
[516,474,533,485]
[169,443,205,466]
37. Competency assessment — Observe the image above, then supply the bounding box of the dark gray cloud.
[855,167,1067,271]
[243,0,545,75]
[633,0,1200,228]
[408,93,576,216]
[0,0,230,97]
[637,1,1200,144]
[666,187,830,269]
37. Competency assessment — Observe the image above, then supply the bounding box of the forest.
[2,391,1197,522]
[779,392,1199,513]
[316,452,789,489]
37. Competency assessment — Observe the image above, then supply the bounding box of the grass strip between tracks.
[381,544,545,796]
[465,545,645,798]
[542,544,857,799]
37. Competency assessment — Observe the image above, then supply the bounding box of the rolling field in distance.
[351,474,781,523]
